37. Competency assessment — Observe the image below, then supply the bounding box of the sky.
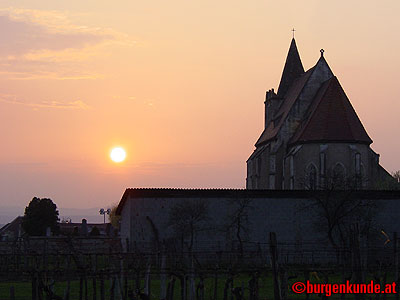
[0,1,399,223]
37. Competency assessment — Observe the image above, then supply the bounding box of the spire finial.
[320,49,325,57]
[292,28,296,39]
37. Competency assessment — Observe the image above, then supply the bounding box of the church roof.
[289,76,373,145]
[255,67,314,146]
[277,38,305,98]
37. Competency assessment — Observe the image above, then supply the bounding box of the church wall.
[292,145,319,189]
[249,141,379,190]
[289,143,373,189]
[274,145,285,189]
[258,146,270,189]
[247,142,286,190]
[247,145,271,189]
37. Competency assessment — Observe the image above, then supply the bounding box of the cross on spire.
[292,28,296,39]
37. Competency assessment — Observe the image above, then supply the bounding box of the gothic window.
[306,164,317,190]
[333,163,346,187]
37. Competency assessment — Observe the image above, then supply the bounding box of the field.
[0,236,399,299]
[1,270,400,300]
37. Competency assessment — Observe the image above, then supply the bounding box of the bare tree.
[393,170,400,183]
[223,197,253,258]
[297,169,385,273]
[301,166,368,191]
[167,199,209,252]
[301,190,376,252]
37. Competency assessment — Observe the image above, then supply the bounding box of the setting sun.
[110,147,126,163]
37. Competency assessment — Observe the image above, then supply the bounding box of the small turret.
[264,88,281,128]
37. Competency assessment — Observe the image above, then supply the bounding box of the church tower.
[246,38,392,190]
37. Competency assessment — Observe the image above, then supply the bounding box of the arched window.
[306,164,317,190]
[333,163,346,187]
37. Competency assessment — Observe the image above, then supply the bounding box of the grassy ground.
[0,272,399,300]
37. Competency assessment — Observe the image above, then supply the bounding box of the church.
[246,38,392,190]
[116,38,399,254]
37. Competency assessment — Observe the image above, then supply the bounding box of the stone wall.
[118,189,400,254]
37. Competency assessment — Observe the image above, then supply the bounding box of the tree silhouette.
[168,199,209,252]
[108,204,121,228]
[223,197,253,258]
[22,197,60,236]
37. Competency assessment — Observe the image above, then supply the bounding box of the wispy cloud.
[0,94,90,110]
[0,7,137,80]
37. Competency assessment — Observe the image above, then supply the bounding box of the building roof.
[255,67,314,146]
[289,76,373,145]
[277,38,305,98]
[115,188,400,215]
[0,216,23,236]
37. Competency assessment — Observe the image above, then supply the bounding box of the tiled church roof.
[255,67,314,146]
[290,76,372,145]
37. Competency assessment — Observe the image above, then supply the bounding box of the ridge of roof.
[289,76,373,146]
[277,38,305,98]
[115,188,400,215]
[0,216,23,235]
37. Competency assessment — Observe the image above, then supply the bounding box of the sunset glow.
[0,1,399,223]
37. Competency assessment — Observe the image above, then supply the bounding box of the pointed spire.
[277,38,305,98]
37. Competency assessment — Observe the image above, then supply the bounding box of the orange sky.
[0,1,399,221]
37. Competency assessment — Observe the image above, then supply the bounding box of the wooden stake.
[269,232,281,300]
